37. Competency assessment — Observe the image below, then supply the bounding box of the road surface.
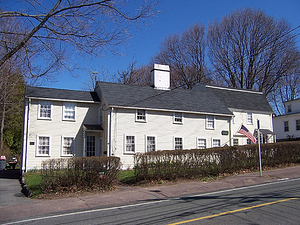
[4,177,300,225]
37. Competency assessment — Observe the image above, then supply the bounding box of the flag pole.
[257,120,262,177]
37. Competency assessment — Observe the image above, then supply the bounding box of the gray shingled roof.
[97,82,233,116]
[205,85,273,113]
[25,86,100,102]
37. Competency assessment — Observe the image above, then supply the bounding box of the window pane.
[174,112,182,123]
[284,121,289,132]
[233,139,238,146]
[126,136,135,153]
[213,139,220,147]
[207,116,214,129]
[147,136,156,152]
[63,137,74,155]
[38,136,49,155]
[247,113,253,124]
[64,103,75,120]
[136,110,146,121]
[40,101,51,118]
[197,139,206,149]
[296,120,300,131]
[175,137,183,150]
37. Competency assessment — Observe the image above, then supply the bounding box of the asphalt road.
[4,177,300,225]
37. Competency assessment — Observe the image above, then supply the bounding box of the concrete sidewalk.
[1,166,300,223]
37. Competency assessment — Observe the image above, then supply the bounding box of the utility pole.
[257,120,262,177]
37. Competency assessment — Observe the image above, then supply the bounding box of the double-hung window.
[287,105,292,113]
[197,138,206,149]
[63,102,75,121]
[174,112,183,124]
[146,136,156,152]
[233,139,239,146]
[247,112,253,124]
[37,136,50,156]
[62,137,74,156]
[136,109,146,122]
[284,121,289,132]
[296,120,300,131]
[212,139,221,147]
[38,101,52,119]
[125,135,135,154]
[174,137,183,150]
[206,116,215,129]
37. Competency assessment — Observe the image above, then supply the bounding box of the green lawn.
[23,172,42,197]
[24,170,136,197]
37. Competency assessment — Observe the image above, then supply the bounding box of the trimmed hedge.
[134,141,300,181]
[40,156,120,193]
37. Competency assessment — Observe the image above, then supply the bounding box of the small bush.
[40,156,120,193]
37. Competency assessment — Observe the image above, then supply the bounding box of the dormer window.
[136,109,146,122]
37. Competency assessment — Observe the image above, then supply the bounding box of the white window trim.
[173,112,183,124]
[206,115,215,130]
[196,137,207,149]
[212,138,221,148]
[145,135,157,152]
[36,135,51,157]
[61,136,75,157]
[174,136,183,150]
[62,102,76,121]
[124,134,136,154]
[247,112,253,125]
[38,100,52,120]
[135,109,147,122]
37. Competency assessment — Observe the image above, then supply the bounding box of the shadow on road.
[0,169,21,179]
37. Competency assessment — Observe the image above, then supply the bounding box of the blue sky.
[41,0,300,90]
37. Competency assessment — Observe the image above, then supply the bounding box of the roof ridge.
[206,85,263,94]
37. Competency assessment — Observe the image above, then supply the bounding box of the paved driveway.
[0,170,34,207]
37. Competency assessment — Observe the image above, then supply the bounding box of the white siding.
[109,108,231,168]
[25,99,100,170]
[231,110,273,145]
[273,114,300,140]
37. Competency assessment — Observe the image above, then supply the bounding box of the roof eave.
[107,104,233,117]
[25,96,100,104]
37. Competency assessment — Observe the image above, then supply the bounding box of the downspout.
[21,98,30,174]
[229,116,233,146]
[108,107,113,157]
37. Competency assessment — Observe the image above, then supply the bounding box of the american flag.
[238,125,257,144]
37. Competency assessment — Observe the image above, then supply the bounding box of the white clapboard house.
[21,64,274,171]
[273,98,300,141]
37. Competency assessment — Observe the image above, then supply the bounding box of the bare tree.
[153,23,209,89]
[115,60,151,85]
[82,66,112,91]
[268,61,300,115]
[208,8,300,95]
[0,0,158,79]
